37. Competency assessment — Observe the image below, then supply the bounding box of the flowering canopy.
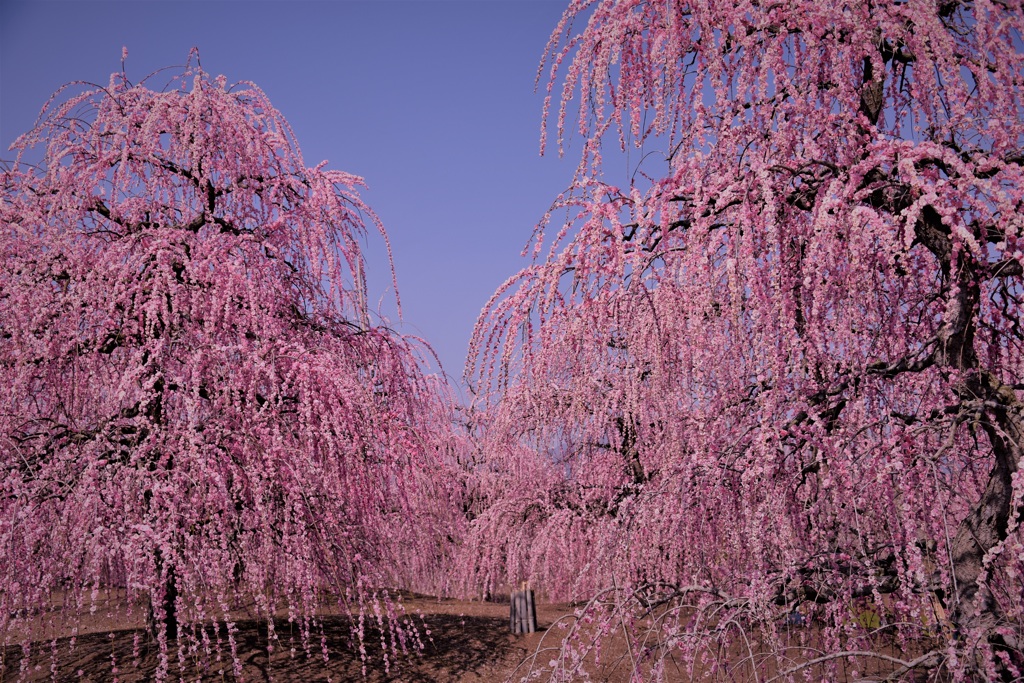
[0,61,457,677]
[469,0,1024,679]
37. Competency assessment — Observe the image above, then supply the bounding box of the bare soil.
[2,596,628,683]
[2,593,940,682]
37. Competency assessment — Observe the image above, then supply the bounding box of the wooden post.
[510,581,537,634]
[526,584,537,632]
[510,587,520,634]
[516,591,526,634]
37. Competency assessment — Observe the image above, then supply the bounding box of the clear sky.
[0,0,577,392]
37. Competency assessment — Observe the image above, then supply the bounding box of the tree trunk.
[949,371,1022,673]
[149,550,179,641]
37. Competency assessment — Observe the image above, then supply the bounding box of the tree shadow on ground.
[2,613,533,682]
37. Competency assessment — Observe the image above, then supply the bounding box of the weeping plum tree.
[0,58,457,677]
[468,0,1024,680]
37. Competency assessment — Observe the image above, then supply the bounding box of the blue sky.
[0,0,577,391]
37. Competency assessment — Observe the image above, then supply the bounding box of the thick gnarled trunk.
[148,550,179,642]
[949,372,1023,668]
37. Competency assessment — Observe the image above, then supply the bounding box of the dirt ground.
[2,595,634,683]
[2,592,941,682]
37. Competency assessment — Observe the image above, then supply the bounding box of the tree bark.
[149,546,179,641]
[949,371,1023,670]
